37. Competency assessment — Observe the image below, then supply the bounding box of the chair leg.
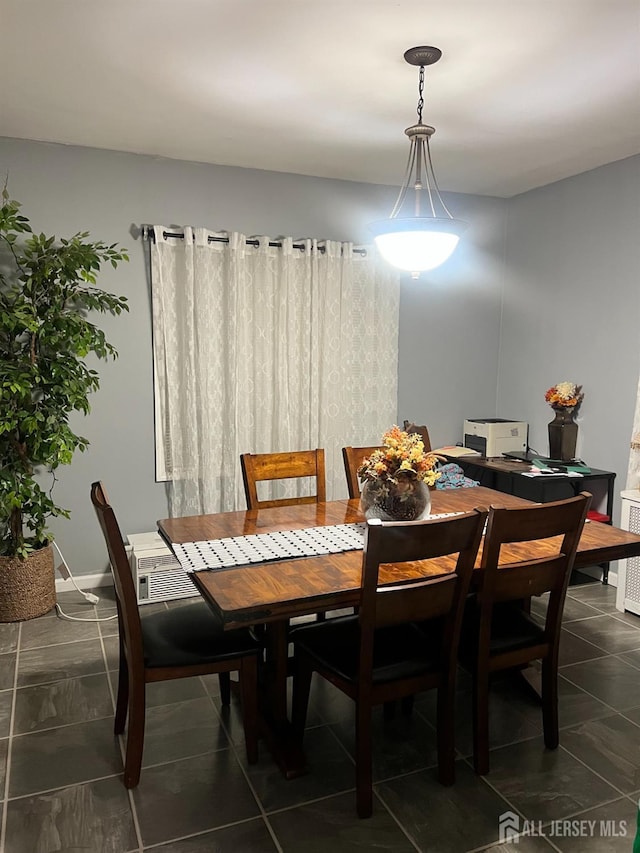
[355,701,373,818]
[383,696,413,720]
[114,642,128,735]
[239,655,259,764]
[541,657,559,749]
[436,684,455,786]
[291,654,313,737]
[401,695,414,717]
[123,679,145,788]
[383,701,396,721]
[219,671,231,706]
[472,669,490,776]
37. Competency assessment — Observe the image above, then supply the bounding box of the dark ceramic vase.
[548,407,578,461]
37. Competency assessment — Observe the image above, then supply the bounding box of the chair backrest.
[90,481,144,666]
[342,445,385,499]
[358,509,487,678]
[240,449,327,510]
[477,491,591,648]
[403,421,432,453]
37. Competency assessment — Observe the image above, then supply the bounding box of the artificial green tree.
[0,188,129,557]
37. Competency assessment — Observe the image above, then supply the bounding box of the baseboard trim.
[55,571,112,593]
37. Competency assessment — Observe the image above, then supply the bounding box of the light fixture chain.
[416,65,425,124]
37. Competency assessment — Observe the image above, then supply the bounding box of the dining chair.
[290,508,487,818]
[241,449,327,625]
[90,481,260,788]
[459,491,591,776]
[342,445,385,499]
[240,449,326,510]
[403,420,432,453]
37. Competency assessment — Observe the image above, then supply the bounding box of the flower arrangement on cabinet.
[358,426,442,493]
[544,382,584,411]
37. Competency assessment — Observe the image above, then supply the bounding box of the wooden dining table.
[158,485,640,777]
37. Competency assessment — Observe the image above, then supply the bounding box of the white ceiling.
[1,0,639,198]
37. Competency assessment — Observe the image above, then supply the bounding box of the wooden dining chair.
[403,420,432,453]
[291,508,487,818]
[240,449,326,510]
[459,491,591,776]
[342,445,385,498]
[241,449,327,624]
[90,481,260,788]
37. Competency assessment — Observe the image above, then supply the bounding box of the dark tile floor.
[1,574,639,852]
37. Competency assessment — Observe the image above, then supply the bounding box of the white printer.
[463,419,528,458]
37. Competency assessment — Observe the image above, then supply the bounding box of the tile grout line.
[97,613,144,853]
[613,651,640,672]
[11,709,115,739]
[6,584,639,851]
[459,756,566,853]
[139,814,279,853]
[6,770,131,802]
[0,622,21,853]
[320,708,450,849]
[201,680,284,853]
[551,746,636,811]
[562,627,640,657]
[454,690,639,850]
[372,785,425,852]
[558,665,640,718]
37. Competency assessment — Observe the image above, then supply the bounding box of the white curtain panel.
[627,373,640,488]
[150,227,399,517]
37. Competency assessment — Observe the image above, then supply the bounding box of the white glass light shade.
[370,217,467,273]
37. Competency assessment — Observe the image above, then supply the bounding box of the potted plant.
[0,187,129,621]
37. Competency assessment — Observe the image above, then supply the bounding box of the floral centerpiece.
[545,382,583,461]
[544,381,584,411]
[358,426,442,520]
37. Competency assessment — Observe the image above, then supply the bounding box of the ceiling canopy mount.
[403,46,442,67]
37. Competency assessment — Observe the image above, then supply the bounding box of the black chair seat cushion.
[141,602,260,668]
[489,604,545,653]
[290,615,442,685]
[460,599,545,664]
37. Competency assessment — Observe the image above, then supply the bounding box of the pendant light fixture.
[369,46,467,278]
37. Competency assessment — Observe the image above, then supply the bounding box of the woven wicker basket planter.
[0,545,56,622]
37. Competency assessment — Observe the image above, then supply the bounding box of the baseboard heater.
[617,491,640,615]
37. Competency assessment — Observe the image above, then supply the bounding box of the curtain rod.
[140,226,367,256]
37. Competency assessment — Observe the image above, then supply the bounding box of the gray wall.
[397,194,507,446]
[5,137,634,575]
[496,154,640,522]
[0,137,506,576]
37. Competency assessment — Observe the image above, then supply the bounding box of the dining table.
[158,485,640,778]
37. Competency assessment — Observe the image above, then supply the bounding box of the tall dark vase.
[548,407,578,461]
